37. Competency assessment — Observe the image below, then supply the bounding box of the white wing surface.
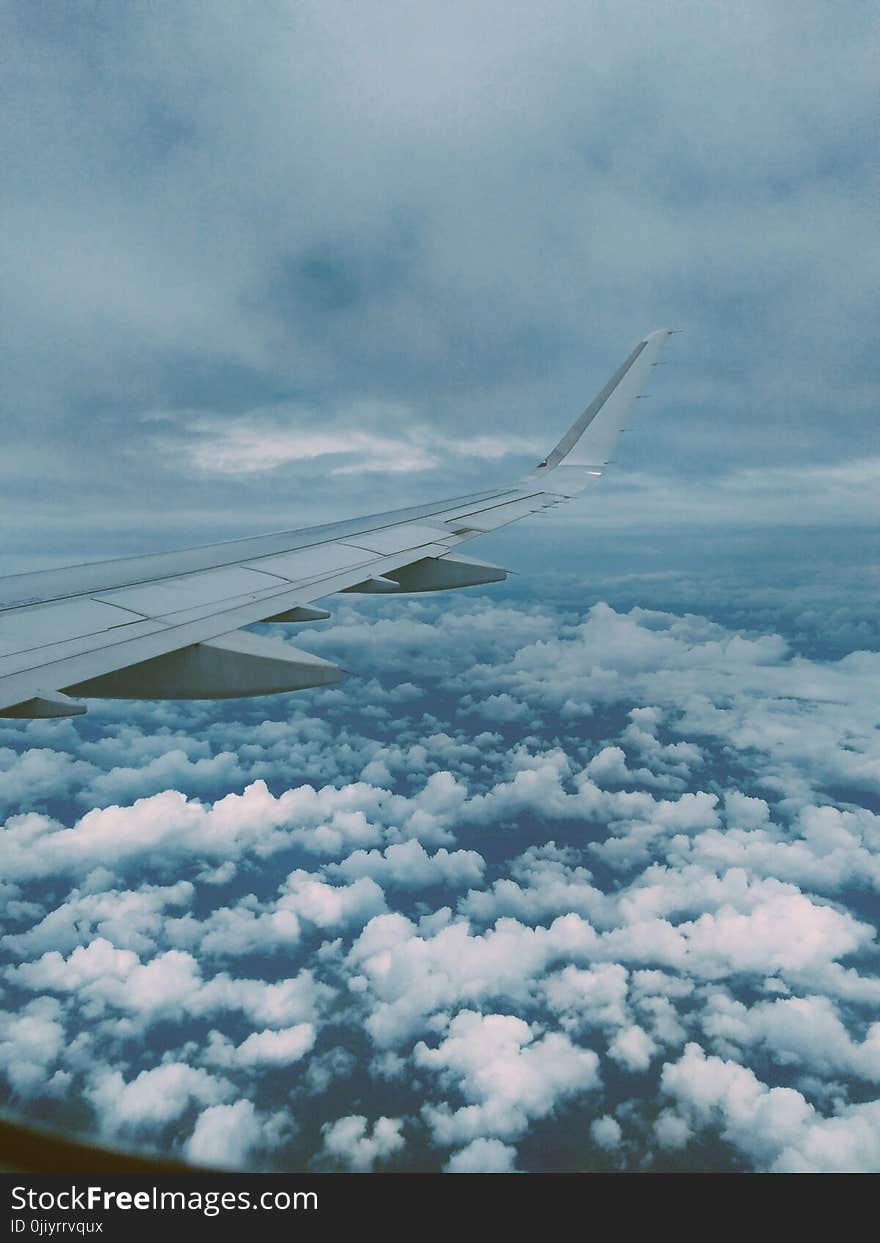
[0,330,672,718]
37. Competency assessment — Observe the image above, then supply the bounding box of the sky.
[1,0,878,1173]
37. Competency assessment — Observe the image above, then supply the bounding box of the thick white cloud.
[460,843,607,927]
[599,887,872,979]
[9,939,330,1033]
[4,882,194,957]
[653,1109,691,1151]
[279,872,387,930]
[607,1025,658,1074]
[87,1063,231,1136]
[319,1115,405,1172]
[772,1103,880,1174]
[661,1043,880,1173]
[0,780,384,882]
[184,1100,275,1169]
[444,1138,518,1173]
[11,941,200,1021]
[81,750,248,809]
[0,593,877,1172]
[417,1011,600,1144]
[590,1115,623,1150]
[701,993,880,1082]
[680,804,880,895]
[543,963,630,1032]
[0,768,477,884]
[348,912,598,1047]
[204,1025,317,1070]
[192,970,330,1030]
[0,999,66,1097]
[0,748,95,812]
[167,901,301,958]
[330,840,485,890]
[456,603,880,817]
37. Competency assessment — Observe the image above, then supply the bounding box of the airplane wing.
[0,330,672,719]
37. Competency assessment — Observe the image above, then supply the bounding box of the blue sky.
[1,1,878,1172]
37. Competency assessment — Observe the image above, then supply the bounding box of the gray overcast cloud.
[1,0,876,570]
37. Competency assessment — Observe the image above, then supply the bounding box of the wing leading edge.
[0,330,673,718]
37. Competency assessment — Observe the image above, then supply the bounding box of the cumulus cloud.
[0,748,95,812]
[444,1137,518,1173]
[0,999,66,1097]
[3,881,193,958]
[701,993,880,1082]
[653,1109,691,1151]
[204,1025,317,1071]
[348,912,599,1047]
[319,1115,405,1172]
[608,1026,658,1074]
[184,1100,276,1169]
[590,1115,623,1151]
[329,840,485,890]
[0,592,877,1172]
[0,773,470,884]
[417,1011,600,1144]
[9,939,330,1033]
[661,1043,880,1173]
[543,965,630,1049]
[280,872,387,931]
[87,1063,231,1137]
[167,900,301,958]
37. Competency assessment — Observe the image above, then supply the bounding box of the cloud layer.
[1,583,877,1171]
[1,1,876,572]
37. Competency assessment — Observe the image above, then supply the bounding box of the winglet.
[532,329,673,475]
